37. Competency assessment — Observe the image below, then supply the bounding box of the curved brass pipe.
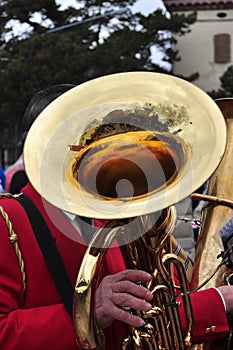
[74,220,124,349]
[74,207,195,349]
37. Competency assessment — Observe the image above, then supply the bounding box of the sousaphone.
[24,72,227,349]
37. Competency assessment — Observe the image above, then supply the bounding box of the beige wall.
[173,8,233,92]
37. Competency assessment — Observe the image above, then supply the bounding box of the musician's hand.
[218,285,233,313]
[95,270,153,329]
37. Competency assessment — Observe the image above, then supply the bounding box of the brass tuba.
[191,98,233,350]
[23,72,227,349]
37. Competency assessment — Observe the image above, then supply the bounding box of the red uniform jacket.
[0,183,229,349]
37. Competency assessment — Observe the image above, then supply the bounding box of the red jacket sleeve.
[0,306,76,349]
[104,243,230,347]
[178,288,229,344]
[0,200,78,349]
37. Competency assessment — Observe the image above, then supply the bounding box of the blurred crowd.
[0,153,28,195]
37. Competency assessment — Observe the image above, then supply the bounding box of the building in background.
[163,0,233,92]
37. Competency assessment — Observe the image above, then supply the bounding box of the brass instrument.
[74,206,195,350]
[73,129,195,350]
[191,98,233,350]
[23,72,227,349]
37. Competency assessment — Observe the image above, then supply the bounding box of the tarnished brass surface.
[191,99,233,350]
[192,99,233,290]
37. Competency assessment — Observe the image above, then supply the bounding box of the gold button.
[205,326,216,334]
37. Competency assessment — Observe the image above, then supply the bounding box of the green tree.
[0,0,196,164]
[208,65,233,99]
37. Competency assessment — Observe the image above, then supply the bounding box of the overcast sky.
[56,0,166,14]
[132,0,166,14]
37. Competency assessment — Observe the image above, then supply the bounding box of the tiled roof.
[163,0,233,11]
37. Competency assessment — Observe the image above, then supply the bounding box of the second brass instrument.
[191,98,233,350]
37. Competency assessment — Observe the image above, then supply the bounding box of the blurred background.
[0,0,232,167]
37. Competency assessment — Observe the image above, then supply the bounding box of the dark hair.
[9,170,28,194]
[21,84,75,145]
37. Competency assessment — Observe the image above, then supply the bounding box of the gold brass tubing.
[191,193,233,209]
[74,221,123,349]
[158,254,186,350]
[164,254,193,348]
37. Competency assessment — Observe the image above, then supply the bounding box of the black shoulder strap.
[17,195,73,318]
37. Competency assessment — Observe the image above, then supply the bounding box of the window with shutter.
[214,34,231,63]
